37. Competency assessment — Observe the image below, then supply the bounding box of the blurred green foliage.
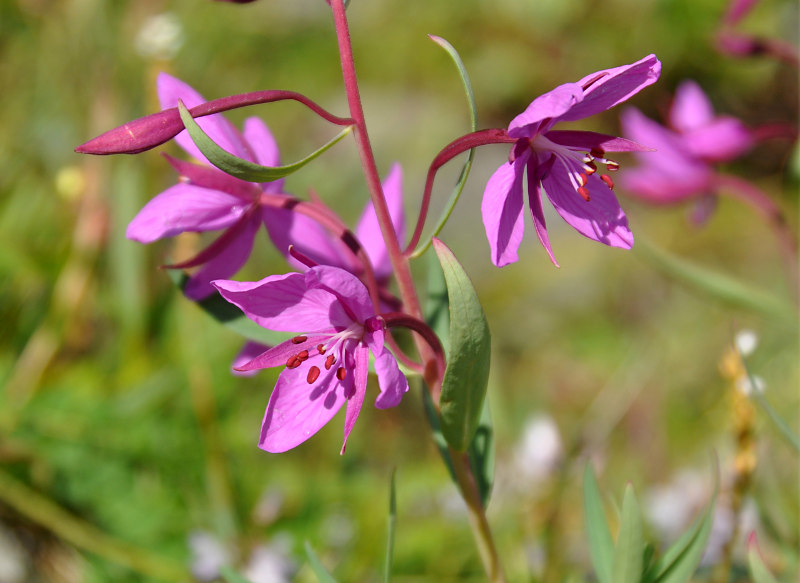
[1,0,798,581]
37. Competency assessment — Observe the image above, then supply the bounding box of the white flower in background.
[735,374,766,396]
[512,414,563,484]
[188,531,232,582]
[734,329,758,357]
[0,523,27,583]
[243,535,296,583]
[645,470,708,541]
[135,13,184,60]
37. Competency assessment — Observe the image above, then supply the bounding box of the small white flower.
[513,414,563,484]
[736,374,766,396]
[734,329,758,357]
[135,13,184,60]
[243,536,296,583]
[188,531,232,582]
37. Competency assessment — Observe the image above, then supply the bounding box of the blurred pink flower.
[620,80,753,205]
[214,266,409,453]
[481,54,661,267]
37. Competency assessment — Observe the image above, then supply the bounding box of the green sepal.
[304,541,339,583]
[432,239,491,451]
[612,485,644,583]
[177,100,352,183]
[169,270,290,346]
[583,465,614,583]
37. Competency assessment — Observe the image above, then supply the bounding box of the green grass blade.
[748,537,779,583]
[583,465,614,583]
[304,541,339,583]
[383,469,397,583]
[612,485,644,583]
[220,566,253,583]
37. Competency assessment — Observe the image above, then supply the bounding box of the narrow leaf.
[467,399,494,507]
[383,470,397,583]
[169,270,290,346]
[748,536,779,583]
[583,465,614,583]
[410,37,478,258]
[177,100,352,182]
[743,361,800,454]
[612,485,644,583]
[304,541,339,583]
[433,239,491,451]
[635,238,795,321]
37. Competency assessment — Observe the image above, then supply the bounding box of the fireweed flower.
[620,80,753,206]
[213,266,409,453]
[481,54,661,267]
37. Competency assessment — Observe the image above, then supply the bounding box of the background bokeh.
[1,0,798,581]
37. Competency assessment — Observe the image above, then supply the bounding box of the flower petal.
[231,341,271,377]
[683,118,752,162]
[669,80,715,132]
[213,272,346,332]
[373,350,409,409]
[157,72,251,164]
[258,357,345,453]
[557,54,661,123]
[341,343,369,454]
[183,213,261,300]
[304,266,374,326]
[242,117,286,193]
[508,83,583,138]
[356,163,405,279]
[527,156,559,266]
[481,152,528,267]
[542,159,633,249]
[545,130,654,152]
[126,183,247,243]
[237,335,331,371]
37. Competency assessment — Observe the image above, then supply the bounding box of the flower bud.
[75,109,183,155]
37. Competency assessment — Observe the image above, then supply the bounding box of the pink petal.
[183,213,261,300]
[304,266,374,326]
[545,130,654,152]
[243,117,286,193]
[237,335,331,371]
[508,84,583,138]
[126,183,248,243]
[232,341,271,377]
[527,157,559,266]
[213,272,346,332]
[669,80,715,132]
[156,72,251,164]
[258,356,346,453]
[373,350,408,409]
[542,158,633,249]
[481,153,529,267]
[683,118,752,162]
[557,55,661,123]
[356,163,405,279]
[341,343,369,454]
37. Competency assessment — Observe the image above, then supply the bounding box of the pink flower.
[481,54,661,267]
[620,80,753,204]
[214,266,409,453]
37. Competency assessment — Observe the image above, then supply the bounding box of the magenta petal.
[237,335,330,371]
[558,55,661,123]
[304,266,374,325]
[126,183,247,243]
[213,272,344,332]
[259,358,345,453]
[545,130,654,152]
[669,80,715,132]
[542,160,633,249]
[232,341,271,377]
[242,117,286,193]
[356,163,405,279]
[481,153,528,267]
[373,351,408,409]
[508,84,583,138]
[262,207,355,272]
[341,343,369,454]
[683,118,752,162]
[156,72,251,164]
[527,158,559,266]
[183,213,261,300]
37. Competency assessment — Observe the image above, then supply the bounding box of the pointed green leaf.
[583,465,614,583]
[467,399,494,507]
[612,485,644,583]
[304,541,339,583]
[220,566,253,583]
[383,469,397,583]
[432,239,491,451]
[748,540,779,583]
[169,270,291,346]
[177,100,352,183]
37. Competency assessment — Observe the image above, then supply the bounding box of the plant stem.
[328,2,506,580]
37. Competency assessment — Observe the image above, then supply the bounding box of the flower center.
[284,322,365,385]
[530,134,619,202]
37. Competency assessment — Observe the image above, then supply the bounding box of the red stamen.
[606,161,620,171]
[297,350,309,361]
[590,147,605,158]
[336,367,346,381]
[286,356,301,369]
[600,174,614,189]
[317,344,326,355]
[307,366,320,384]
[325,355,336,370]
[585,161,597,174]
[291,336,307,344]
[577,186,591,201]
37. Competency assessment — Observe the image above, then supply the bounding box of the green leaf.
[177,100,352,183]
[383,469,397,583]
[304,541,339,583]
[220,566,253,583]
[467,399,494,507]
[650,462,718,583]
[635,238,795,321]
[612,485,644,583]
[410,37,478,258]
[169,270,290,346]
[583,465,614,583]
[432,239,491,451]
[748,540,779,583]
